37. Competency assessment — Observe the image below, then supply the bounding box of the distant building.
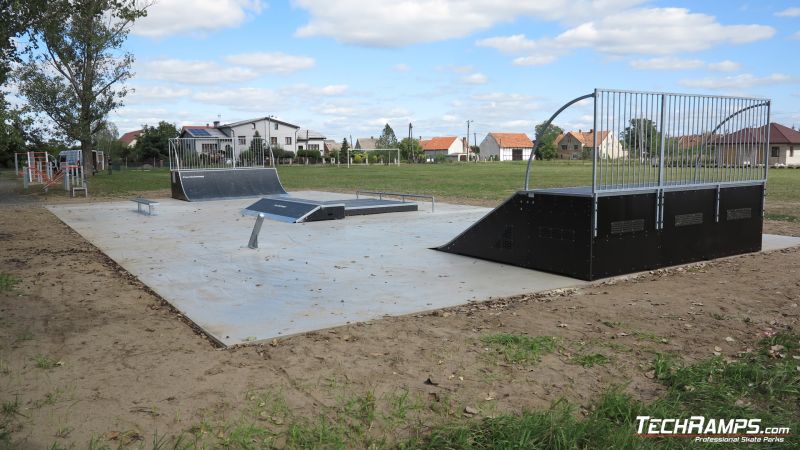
[324,139,342,155]
[713,122,800,167]
[554,129,622,159]
[296,129,327,153]
[119,129,143,148]
[479,133,534,161]
[420,136,466,161]
[355,137,378,150]
[219,117,301,153]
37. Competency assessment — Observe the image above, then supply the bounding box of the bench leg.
[248,214,265,249]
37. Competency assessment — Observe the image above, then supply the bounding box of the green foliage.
[398,137,423,161]
[376,123,399,149]
[14,0,147,170]
[353,154,363,164]
[535,122,564,160]
[573,353,611,367]
[34,354,56,369]
[621,118,661,157]
[481,334,557,365]
[134,121,178,162]
[297,149,322,159]
[341,138,350,153]
[0,273,19,292]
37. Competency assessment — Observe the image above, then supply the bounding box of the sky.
[109,0,800,142]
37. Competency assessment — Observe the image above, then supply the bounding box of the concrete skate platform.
[47,191,800,347]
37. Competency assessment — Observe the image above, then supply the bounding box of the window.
[309,144,320,150]
[274,122,279,130]
[285,137,292,145]
[271,137,278,145]
[771,146,779,157]
[561,145,567,150]
[573,144,579,150]
[790,147,795,157]
[238,136,246,145]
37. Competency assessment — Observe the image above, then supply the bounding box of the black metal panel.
[438,184,764,281]
[591,193,659,279]
[245,198,321,222]
[437,192,592,279]
[305,204,345,222]
[171,168,287,201]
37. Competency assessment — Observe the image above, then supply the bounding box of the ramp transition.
[171,168,287,201]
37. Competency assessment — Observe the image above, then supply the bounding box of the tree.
[535,121,563,160]
[134,121,177,162]
[1,1,46,98]
[341,138,349,153]
[15,0,147,175]
[376,123,398,148]
[398,137,422,162]
[621,118,660,158]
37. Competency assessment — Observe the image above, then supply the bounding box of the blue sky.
[113,0,800,142]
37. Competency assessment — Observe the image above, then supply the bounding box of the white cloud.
[139,59,258,84]
[225,52,316,74]
[629,57,740,72]
[707,60,741,72]
[792,31,800,40]
[392,63,411,72]
[679,73,795,89]
[134,0,264,38]
[191,84,348,111]
[293,0,645,47]
[776,7,800,17]
[125,85,192,104]
[478,8,774,65]
[462,73,488,84]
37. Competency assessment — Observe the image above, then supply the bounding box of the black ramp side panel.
[172,168,287,201]
[437,192,593,279]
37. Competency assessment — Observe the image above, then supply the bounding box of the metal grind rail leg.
[248,213,266,249]
[355,190,435,212]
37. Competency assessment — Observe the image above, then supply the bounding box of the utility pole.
[466,120,473,162]
[408,122,413,163]
[348,133,352,168]
[473,132,477,162]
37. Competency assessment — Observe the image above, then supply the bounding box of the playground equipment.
[14,151,87,195]
[439,89,771,280]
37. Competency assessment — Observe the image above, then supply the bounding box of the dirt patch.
[1,191,798,447]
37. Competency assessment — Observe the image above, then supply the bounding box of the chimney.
[213,120,220,127]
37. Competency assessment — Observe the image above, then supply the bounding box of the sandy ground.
[1,176,799,448]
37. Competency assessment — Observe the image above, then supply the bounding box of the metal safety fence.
[169,137,275,171]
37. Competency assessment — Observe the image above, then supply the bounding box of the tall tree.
[1,1,45,98]
[134,121,177,162]
[534,122,563,160]
[15,0,147,175]
[621,118,660,157]
[398,137,422,162]
[376,123,398,149]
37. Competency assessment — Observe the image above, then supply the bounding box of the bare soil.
[1,177,799,448]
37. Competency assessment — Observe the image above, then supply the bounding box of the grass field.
[83,161,800,219]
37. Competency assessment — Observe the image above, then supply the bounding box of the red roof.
[489,133,533,148]
[119,129,142,145]
[421,136,459,151]
[712,123,800,145]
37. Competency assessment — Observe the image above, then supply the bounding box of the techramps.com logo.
[635,416,791,444]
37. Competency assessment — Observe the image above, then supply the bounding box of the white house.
[296,129,327,153]
[479,133,534,161]
[218,117,301,154]
[420,136,465,162]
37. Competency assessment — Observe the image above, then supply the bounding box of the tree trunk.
[81,137,94,177]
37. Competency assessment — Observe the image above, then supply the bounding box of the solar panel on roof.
[191,129,211,137]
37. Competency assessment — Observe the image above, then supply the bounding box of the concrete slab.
[47,192,800,347]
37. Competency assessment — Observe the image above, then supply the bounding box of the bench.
[132,197,159,216]
[71,186,88,198]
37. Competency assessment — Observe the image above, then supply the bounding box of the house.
[479,133,534,161]
[420,136,467,162]
[554,129,622,159]
[355,137,378,150]
[178,126,231,157]
[218,117,301,154]
[713,123,800,167]
[119,129,143,148]
[296,129,327,153]
[324,139,342,155]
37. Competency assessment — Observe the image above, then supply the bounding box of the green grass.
[34,354,56,369]
[0,273,19,292]
[82,162,800,210]
[481,334,558,365]
[572,353,611,368]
